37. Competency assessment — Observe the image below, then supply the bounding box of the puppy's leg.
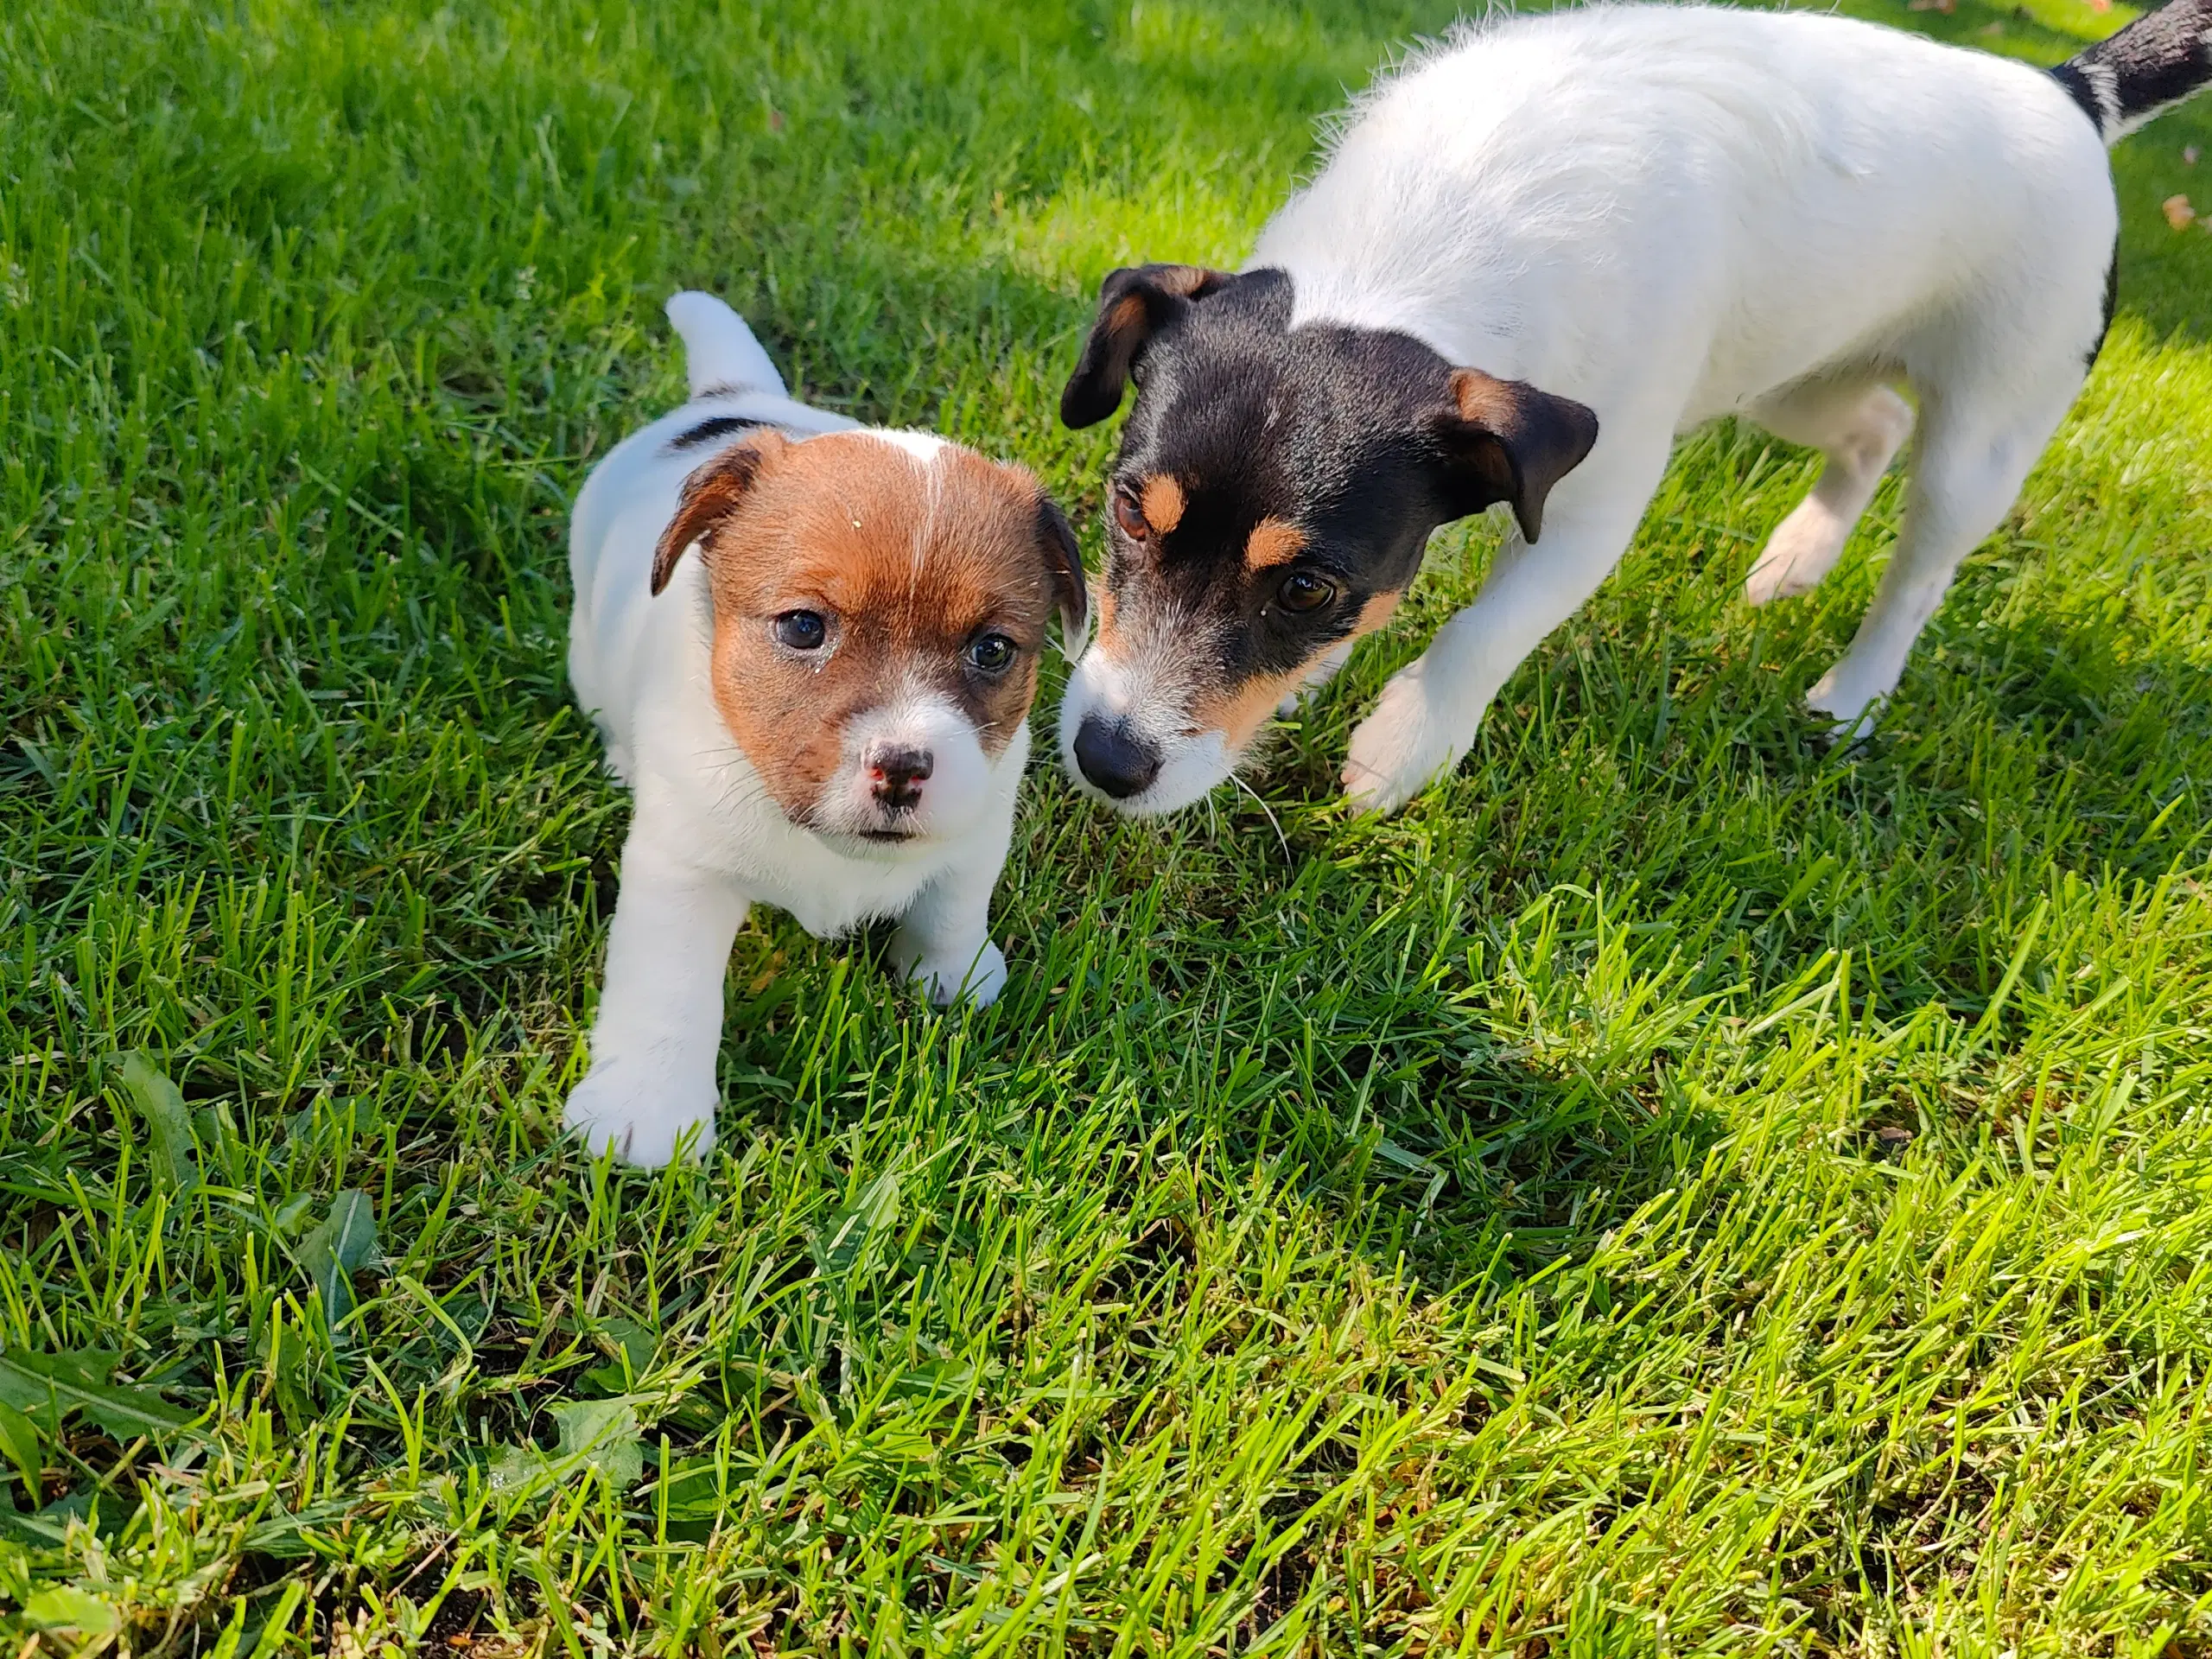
[1806,378,2077,735]
[1744,382,1915,607]
[564,827,747,1167]
[1277,639,1355,717]
[1344,444,1671,815]
[888,851,1009,1008]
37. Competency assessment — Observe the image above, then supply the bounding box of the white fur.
[1058,636,1235,814]
[868,429,949,464]
[819,690,995,842]
[1180,6,2117,810]
[563,293,1024,1166]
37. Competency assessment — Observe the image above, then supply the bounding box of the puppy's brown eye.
[1112,486,1148,542]
[1277,572,1337,613]
[774,610,827,651]
[966,632,1018,674]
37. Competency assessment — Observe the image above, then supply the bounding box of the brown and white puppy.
[565,292,1084,1166]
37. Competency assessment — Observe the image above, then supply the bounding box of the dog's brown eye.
[966,632,1018,674]
[1277,572,1337,613]
[1112,486,1148,542]
[774,610,827,651]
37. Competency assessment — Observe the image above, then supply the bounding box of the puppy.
[565,292,1085,1166]
[1057,0,2212,817]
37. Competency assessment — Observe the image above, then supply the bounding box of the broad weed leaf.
[116,1051,200,1194]
[299,1191,380,1342]
[0,1397,42,1497]
[547,1398,645,1487]
[0,1351,192,1443]
[487,1399,645,1495]
[22,1584,120,1635]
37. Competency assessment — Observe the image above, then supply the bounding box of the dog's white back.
[1280,9,2128,808]
[1262,7,2112,427]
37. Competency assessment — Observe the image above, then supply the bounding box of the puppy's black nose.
[1072,715,1160,799]
[870,747,933,810]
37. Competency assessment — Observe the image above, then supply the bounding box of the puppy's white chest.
[684,784,947,938]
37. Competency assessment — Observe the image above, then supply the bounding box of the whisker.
[1228,769,1294,865]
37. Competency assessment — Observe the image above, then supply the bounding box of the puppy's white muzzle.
[1058,648,1232,817]
[816,692,992,848]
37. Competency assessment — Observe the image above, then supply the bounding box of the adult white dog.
[565,293,1084,1165]
[1056,0,2211,816]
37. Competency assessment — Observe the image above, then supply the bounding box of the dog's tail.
[665,291,788,400]
[2052,0,2212,143]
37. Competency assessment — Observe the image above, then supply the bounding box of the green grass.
[3,0,2210,1651]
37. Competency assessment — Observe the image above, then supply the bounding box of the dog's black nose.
[869,747,933,810]
[1072,715,1160,799]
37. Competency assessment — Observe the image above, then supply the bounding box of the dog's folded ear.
[652,432,789,594]
[1433,369,1600,544]
[1035,493,1090,652]
[1060,264,1235,429]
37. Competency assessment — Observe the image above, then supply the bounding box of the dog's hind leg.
[1743,380,1915,607]
[1805,374,2077,735]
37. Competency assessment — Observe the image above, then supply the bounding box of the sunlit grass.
[2,0,2209,1653]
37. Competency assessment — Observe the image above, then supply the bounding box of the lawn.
[3,0,2210,1652]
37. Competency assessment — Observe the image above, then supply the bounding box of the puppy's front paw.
[1744,497,1850,607]
[563,1062,718,1168]
[892,934,1008,1008]
[1342,665,1463,816]
[1804,666,1889,745]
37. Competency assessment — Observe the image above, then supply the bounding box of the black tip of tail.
[2053,0,2212,143]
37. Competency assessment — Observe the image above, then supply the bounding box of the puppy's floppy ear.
[1059,263,1234,429]
[1034,493,1090,651]
[1433,369,1599,544]
[650,431,789,594]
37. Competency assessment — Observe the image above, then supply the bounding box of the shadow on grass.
[141,13,2192,1315]
[527,239,2207,1311]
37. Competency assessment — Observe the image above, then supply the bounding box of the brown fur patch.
[1353,589,1402,635]
[1243,518,1304,570]
[1187,588,1402,753]
[686,433,1061,823]
[1443,367,1601,543]
[1448,366,1522,428]
[1139,474,1185,536]
[652,432,789,594]
[1192,664,1312,753]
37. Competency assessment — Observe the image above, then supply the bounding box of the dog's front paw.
[1744,497,1851,607]
[1342,665,1463,815]
[563,1062,718,1168]
[892,933,1008,1008]
[1804,665,1889,745]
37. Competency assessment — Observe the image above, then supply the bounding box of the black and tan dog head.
[1054,263,1597,813]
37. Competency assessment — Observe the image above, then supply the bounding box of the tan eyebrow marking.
[1243,518,1305,570]
[1139,474,1185,536]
